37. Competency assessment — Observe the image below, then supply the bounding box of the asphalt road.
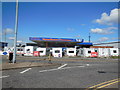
[1,58,119,89]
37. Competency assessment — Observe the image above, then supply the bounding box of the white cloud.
[67,28,75,32]
[90,27,117,35]
[17,41,23,43]
[8,37,15,40]
[3,28,14,34]
[95,8,119,25]
[80,24,85,26]
[98,37,109,42]
[8,37,23,43]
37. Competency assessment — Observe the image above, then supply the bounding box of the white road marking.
[57,64,67,69]
[61,65,85,70]
[20,68,32,74]
[39,65,86,73]
[0,75,9,79]
[39,68,59,73]
[86,64,90,66]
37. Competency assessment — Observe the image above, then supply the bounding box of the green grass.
[110,56,120,59]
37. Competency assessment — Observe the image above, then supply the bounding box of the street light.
[13,0,19,63]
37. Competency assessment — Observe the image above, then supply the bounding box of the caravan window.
[81,50,83,54]
[18,49,23,51]
[95,50,97,52]
[88,51,91,53]
[39,51,43,53]
[27,49,30,51]
[113,50,117,53]
[69,51,74,53]
[34,48,36,51]
[55,50,60,53]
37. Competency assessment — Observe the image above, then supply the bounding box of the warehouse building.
[93,41,120,48]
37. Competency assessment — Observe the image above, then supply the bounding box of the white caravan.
[77,48,95,57]
[24,46,37,56]
[16,47,25,56]
[66,48,76,56]
[52,48,62,57]
[109,48,119,56]
[36,48,46,56]
[97,48,109,57]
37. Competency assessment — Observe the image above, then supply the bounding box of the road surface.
[2,58,119,89]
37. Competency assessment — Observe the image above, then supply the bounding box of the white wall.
[66,48,76,56]
[36,48,46,56]
[52,48,62,57]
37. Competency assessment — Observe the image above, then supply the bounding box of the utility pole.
[4,30,6,42]
[13,0,19,63]
[89,33,91,42]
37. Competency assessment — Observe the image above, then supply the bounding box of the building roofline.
[93,41,120,45]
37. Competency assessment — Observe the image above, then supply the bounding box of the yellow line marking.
[97,80,120,89]
[85,78,120,90]
[89,78,119,88]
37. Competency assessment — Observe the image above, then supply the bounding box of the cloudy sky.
[2,2,119,46]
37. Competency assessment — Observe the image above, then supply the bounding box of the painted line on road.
[86,64,90,66]
[61,65,85,70]
[97,80,120,89]
[0,75,9,79]
[57,64,67,69]
[39,68,59,73]
[20,68,32,74]
[86,78,120,89]
[39,65,85,73]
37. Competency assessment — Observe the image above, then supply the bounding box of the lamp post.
[13,0,19,63]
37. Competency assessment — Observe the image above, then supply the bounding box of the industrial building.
[93,41,120,48]
[0,42,8,51]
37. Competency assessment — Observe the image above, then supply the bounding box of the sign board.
[33,51,40,56]
[3,52,8,55]
[91,52,98,57]
[29,37,81,42]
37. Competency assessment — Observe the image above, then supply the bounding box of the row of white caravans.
[3,46,119,57]
[77,48,119,57]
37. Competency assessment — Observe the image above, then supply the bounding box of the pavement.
[1,62,61,70]
[2,59,119,88]
[1,55,61,70]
